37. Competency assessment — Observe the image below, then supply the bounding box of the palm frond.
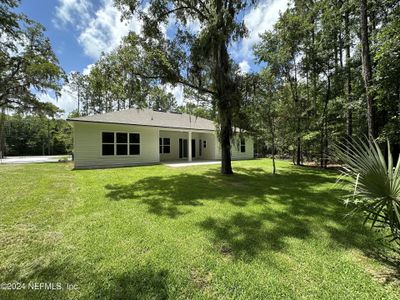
[334,138,400,245]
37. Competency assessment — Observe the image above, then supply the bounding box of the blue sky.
[17,0,289,115]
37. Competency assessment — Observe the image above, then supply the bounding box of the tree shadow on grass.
[0,257,169,300]
[104,169,276,217]
[93,268,169,300]
[198,211,311,260]
[0,258,81,300]
[104,166,339,216]
[104,166,397,273]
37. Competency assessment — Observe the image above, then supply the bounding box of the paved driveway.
[0,155,71,164]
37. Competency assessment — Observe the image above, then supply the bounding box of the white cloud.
[55,0,143,60]
[77,0,142,59]
[165,84,184,105]
[82,63,94,75]
[239,60,251,74]
[39,87,77,118]
[231,0,289,63]
[54,0,92,29]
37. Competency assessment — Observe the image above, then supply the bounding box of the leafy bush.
[335,139,400,244]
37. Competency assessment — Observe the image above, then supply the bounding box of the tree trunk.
[266,105,276,174]
[320,127,324,168]
[321,76,331,168]
[311,19,317,114]
[219,108,233,175]
[344,6,353,148]
[324,116,329,168]
[296,135,301,165]
[270,121,276,175]
[288,59,302,166]
[214,0,234,175]
[272,147,276,174]
[0,107,5,158]
[360,0,376,139]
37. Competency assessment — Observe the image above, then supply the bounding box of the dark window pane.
[130,133,140,143]
[117,132,128,143]
[164,138,170,145]
[159,145,163,153]
[164,145,170,154]
[240,138,245,152]
[130,144,140,155]
[102,132,114,143]
[203,141,207,148]
[102,144,114,155]
[159,138,162,146]
[117,144,128,155]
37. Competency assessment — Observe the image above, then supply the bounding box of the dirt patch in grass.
[190,268,212,290]
[355,250,400,287]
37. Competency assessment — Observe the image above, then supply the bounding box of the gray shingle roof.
[67,108,215,131]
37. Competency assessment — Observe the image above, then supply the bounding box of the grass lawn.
[0,159,399,299]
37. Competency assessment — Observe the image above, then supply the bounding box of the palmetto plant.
[335,139,400,244]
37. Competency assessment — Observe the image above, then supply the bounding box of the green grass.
[0,159,399,299]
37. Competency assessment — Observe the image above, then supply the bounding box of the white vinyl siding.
[214,134,254,160]
[73,122,159,169]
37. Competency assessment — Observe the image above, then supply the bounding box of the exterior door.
[179,139,188,158]
[192,139,196,158]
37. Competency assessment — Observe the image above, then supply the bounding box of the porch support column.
[188,131,192,162]
[157,129,160,162]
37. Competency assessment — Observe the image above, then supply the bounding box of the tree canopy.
[250,0,400,167]
[0,0,64,114]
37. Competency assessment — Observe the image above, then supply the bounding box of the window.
[240,138,246,153]
[101,132,140,156]
[116,133,128,155]
[129,133,140,155]
[102,132,114,155]
[203,140,207,148]
[159,138,170,154]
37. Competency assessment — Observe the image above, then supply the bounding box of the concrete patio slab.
[163,160,220,168]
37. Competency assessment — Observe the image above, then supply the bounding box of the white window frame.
[101,131,141,157]
[159,137,171,154]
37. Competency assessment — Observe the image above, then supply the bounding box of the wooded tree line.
[245,0,400,168]
[2,115,72,156]
[0,0,65,157]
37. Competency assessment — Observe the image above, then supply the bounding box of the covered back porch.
[159,129,216,162]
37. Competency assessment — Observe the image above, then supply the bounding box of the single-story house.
[67,108,254,169]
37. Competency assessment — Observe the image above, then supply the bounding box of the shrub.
[335,139,400,245]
